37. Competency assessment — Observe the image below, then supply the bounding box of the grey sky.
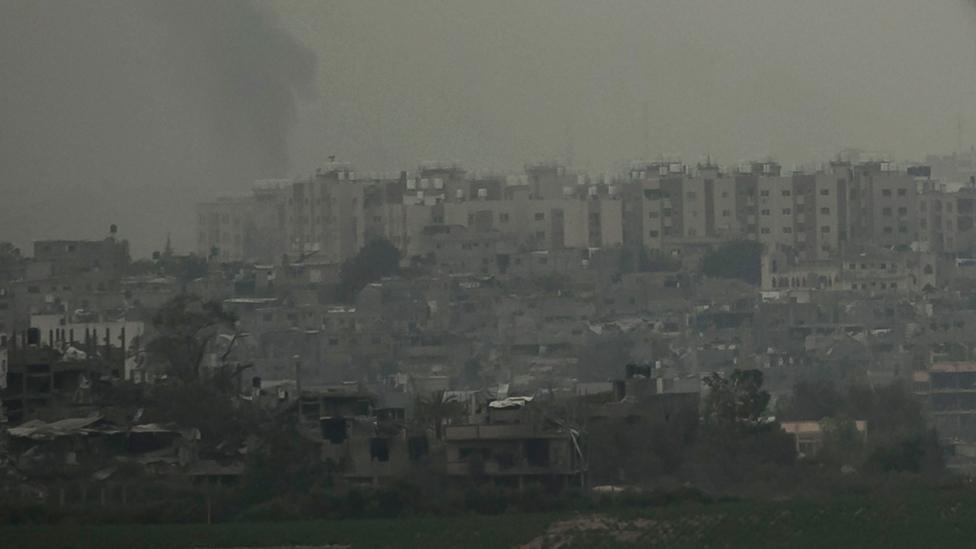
[2,0,976,255]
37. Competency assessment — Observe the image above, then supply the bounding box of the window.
[534,212,545,221]
[820,226,831,233]
[648,211,659,219]
[500,213,510,222]
[649,230,660,237]
[883,226,893,234]
[820,207,830,215]
[760,190,770,197]
[782,190,792,197]
[820,189,830,196]
[722,210,730,217]
[882,189,892,197]
[882,207,892,216]
[370,438,390,462]
[783,227,793,234]
[760,227,771,234]
[898,225,908,233]
[686,191,697,199]
[898,188,907,197]
[761,209,771,216]
[782,208,792,215]
[898,207,907,215]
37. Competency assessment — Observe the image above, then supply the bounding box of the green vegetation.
[777,380,942,474]
[145,294,238,383]
[701,240,762,285]
[8,485,976,548]
[617,248,681,274]
[0,513,556,549]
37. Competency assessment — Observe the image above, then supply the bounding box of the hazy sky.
[2,0,976,255]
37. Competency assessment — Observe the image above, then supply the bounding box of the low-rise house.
[780,420,868,458]
[443,397,585,490]
[914,362,976,443]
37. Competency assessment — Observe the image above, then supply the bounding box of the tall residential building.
[841,161,918,248]
[286,164,365,264]
[197,196,256,262]
[920,185,976,254]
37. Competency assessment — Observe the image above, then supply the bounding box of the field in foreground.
[7,486,976,548]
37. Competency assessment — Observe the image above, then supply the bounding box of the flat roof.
[931,362,976,373]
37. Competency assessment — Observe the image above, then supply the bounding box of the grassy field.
[7,487,976,548]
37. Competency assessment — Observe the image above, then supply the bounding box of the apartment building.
[920,185,976,254]
[196,158,946,272]
[33,233,130,277]
[915,362,976,443]
[286,165,365,264]
[842,161,918,248]
[197,196,257,263]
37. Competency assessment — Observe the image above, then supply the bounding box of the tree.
[776,379,845,421]
[702,369,770,426]
[415,390,466,440]
[336,238,401,302]
[820,417,865,464]
[145,294,238,382]
[639,248,681,273]
[701,240,762,285]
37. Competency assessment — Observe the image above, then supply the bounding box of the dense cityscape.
[3,149,976,512]
[9,1,976,547]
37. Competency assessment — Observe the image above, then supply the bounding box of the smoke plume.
[0,0,316,254]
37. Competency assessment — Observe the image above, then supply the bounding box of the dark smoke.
[149,1,317,175]
[0,1,316,254]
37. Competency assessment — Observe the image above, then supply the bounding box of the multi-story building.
[841,161,919,249]
[287,164,365,264]
[197,196,256,262]
[920,184,976,254]
[33,232,130,277]
[443,397,585,489]
[915,362,976,443]
[195,158,950,275]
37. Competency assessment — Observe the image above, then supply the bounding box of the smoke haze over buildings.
[0,0,315,254]
[2,0,976,254]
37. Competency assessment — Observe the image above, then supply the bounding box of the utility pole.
[642,100,650,160]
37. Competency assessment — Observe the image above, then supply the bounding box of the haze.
[2,0,975,254]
